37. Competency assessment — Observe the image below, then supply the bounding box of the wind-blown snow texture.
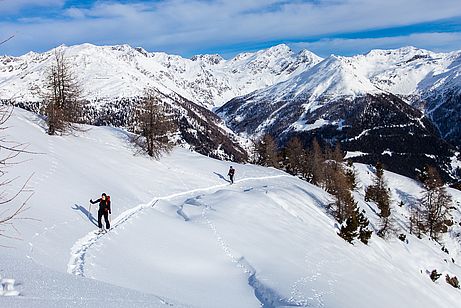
[1,108,461,307]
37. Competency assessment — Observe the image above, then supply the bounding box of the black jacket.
[91,198,111,214]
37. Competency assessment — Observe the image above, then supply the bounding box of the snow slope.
[1,108,461,307]
[356,47,461,97]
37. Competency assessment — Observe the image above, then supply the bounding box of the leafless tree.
[131,88,174,159]
[420,166,452,241]
[0,107,34,244]
[310,138,325,187]
[0,35,35,245]
[410,205,425,238]
[365,162,392,237]
[255,134,279,167]
[40,50,83,135]
[284,136,305,175]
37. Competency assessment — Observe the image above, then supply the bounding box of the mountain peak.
[258,44,292,57]
[266,43,291,52]
[190,54,224,65]
[297,49,321,59]
[365,46,435,58]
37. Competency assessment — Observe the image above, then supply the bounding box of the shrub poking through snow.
[430,270,442,282]
[445,275,460,289]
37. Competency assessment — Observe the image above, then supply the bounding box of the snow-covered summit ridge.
[237,45,461,104]
[0,43,322,108]
[256,54,383,106]
[2,43,459,109]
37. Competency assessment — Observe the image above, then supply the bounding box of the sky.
[1,0,461,58]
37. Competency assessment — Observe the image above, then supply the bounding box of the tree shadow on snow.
[72,204,98,227]
[214,172,230,183]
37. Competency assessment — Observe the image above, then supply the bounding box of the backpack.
[103,195,111,211]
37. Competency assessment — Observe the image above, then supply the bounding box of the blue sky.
[1,0,461,58]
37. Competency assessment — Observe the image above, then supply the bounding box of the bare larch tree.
[420,166,452,241]
[132,88,174,159]
[41,50,83,135]
[255,134,279,167]
[0,107,34,242]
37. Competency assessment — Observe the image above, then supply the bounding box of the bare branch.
[0,105,36,244]
[0,35,14,46]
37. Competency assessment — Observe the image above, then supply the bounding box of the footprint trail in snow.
[67,175,290,277]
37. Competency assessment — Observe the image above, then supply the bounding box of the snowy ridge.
[218,45,461,144]
[2,43,459,108]
[0,43,321,109]
[247,54,384,113]
[221,45,461,114]
[3,42,461,147]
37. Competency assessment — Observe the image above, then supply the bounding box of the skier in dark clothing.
[90,193,111,232]
[228,166,235,184]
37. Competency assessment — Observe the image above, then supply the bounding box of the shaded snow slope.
[1,109,461,307]
[0,254,189,308]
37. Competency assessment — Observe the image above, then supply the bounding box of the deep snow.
[1,108,461,307]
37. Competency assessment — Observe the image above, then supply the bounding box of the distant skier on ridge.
[90,193,111,232]
[228,166,235,184]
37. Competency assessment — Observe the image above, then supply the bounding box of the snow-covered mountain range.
[1,43,459,114]
[0,43,321,109]
[217,46,461,180]
[218,46,461,139]
[1,43,460,179]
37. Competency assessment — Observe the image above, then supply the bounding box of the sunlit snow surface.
[1,109,460,307]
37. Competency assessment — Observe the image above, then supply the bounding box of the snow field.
[1,108,461,307]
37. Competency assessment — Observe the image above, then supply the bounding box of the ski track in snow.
[200,199,306,308]
[286,187,339,308]
[287,255,339,308]
[28,135,69,260]
[66,174,291,278]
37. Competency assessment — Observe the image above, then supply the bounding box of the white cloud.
[1,0,461,56]
[0,0,64,13]
[290,32,461,57]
